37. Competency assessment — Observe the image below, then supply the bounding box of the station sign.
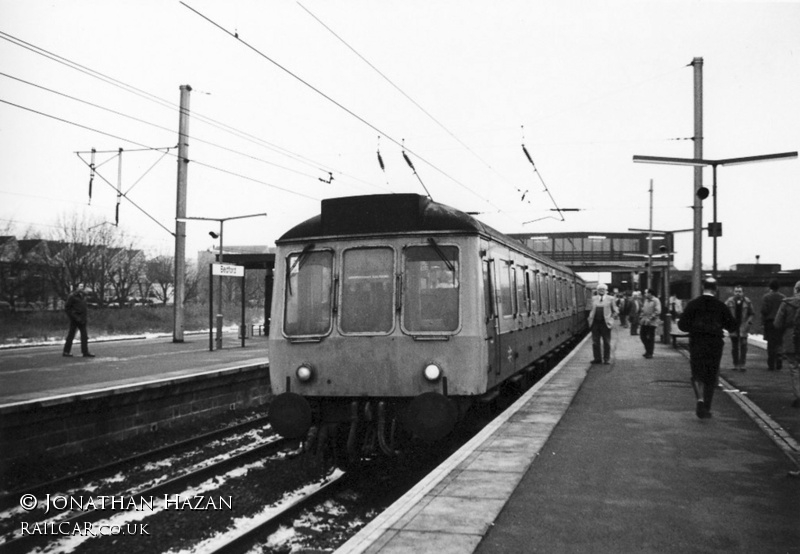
[212,263,245,277]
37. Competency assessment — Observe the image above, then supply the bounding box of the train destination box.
[212,262,244,277]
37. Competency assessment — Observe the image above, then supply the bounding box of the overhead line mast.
[174,85,191,343]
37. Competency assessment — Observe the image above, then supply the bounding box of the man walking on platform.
[63,288,95,358]
[725,285,754,371]
[639,288,662,358]
[588,284,618,365]
[761,279,785,371]
[678,278,737,419]
[617,292,629,328]
[629,291,642,336]
[774,280,800,408]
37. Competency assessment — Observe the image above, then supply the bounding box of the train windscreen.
[403,244,459,332]
[284,250,333,336]
[340,247,394,333]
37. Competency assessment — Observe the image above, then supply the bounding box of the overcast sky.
[1,1,798,273]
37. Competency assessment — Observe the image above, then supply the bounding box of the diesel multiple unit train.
[268,194,592,463]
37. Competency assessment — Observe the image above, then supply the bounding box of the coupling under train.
[268,193,591,463]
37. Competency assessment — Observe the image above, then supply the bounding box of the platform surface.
[338,328,800,554]
[0,333,269,406]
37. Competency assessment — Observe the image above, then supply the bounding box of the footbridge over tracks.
[509,231,676,293]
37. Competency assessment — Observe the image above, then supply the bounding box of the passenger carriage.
[268,194,590,462]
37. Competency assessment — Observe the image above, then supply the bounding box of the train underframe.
[270,341,579,469]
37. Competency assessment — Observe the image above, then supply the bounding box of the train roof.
[278,194,487,241]
[277,194,579,276]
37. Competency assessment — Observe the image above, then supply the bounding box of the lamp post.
[633,151,797,283]
[177,213,267,350]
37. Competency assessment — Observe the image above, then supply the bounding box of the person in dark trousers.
[588,283,618,364]
[761,279,785,371]
[774,280,800,408]
[617,292,629,328]
[639,288,662,358]
[63,289,95,358]
[725,285,754,371]
[628,291,642,336]
[678,278,737,419]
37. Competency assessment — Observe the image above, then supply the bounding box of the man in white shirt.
[587,284,618,364]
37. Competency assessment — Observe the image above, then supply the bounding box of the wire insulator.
[522,144,534,166]
[402,151,416,172]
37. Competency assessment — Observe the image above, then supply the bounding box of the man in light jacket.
[588,284,618,365]
[639,288,662,359]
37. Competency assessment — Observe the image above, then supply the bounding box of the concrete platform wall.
[0,364,271,464]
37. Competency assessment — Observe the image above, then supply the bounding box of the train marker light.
[424,363,442,382]
[296,364,314,382]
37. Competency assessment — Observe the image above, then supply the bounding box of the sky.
[1,0,798,273]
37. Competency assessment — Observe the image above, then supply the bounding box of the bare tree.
[147,255,174,304]
[110,243,147,306]
[44,213,104,300]
[83,222,121,306]
[184,262,200,303]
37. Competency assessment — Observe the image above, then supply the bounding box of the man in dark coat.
[761,279,786,371]
[63,289,95,357]
[678,278,736,418]
[774,280,800,408]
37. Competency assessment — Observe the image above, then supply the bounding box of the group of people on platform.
[588,286,671,364]
[588,279,800,419]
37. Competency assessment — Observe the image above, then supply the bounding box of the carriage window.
[541,275,551,313]
[498,262,514,318]
[525,272,532,315]
[340,248,394,334]
[403,245,459,332]
[483,261,494,320]
[516,267,527,316]
[556,279,563,311]
[284,250,333,336]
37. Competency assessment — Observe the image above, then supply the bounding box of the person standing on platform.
[761,279,785,371]
[678,278,737,418]
[617,293,629,328]
[63,288,95,358]
[629,291,642,336]
[668,294,682,320]
[774,280,800,408]
[639,288,662,358]
[588,284,618,365]
[725,285,755,371]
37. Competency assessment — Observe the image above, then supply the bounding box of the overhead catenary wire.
[1,97,321,237]
[0,32,381,194]
[75,152,174,237]
[521,127,567,225]
[0,71,348,187]
[1,97,321,202]
[297,2,518,202]
[181,1,498,210]
[402,141,432,199]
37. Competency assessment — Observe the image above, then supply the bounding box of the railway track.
[0,416,291,553]
[0,414,273,512]
[1,343,580,553]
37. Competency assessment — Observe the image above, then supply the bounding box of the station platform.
[338,328,800,554]
[0,332,270,406]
